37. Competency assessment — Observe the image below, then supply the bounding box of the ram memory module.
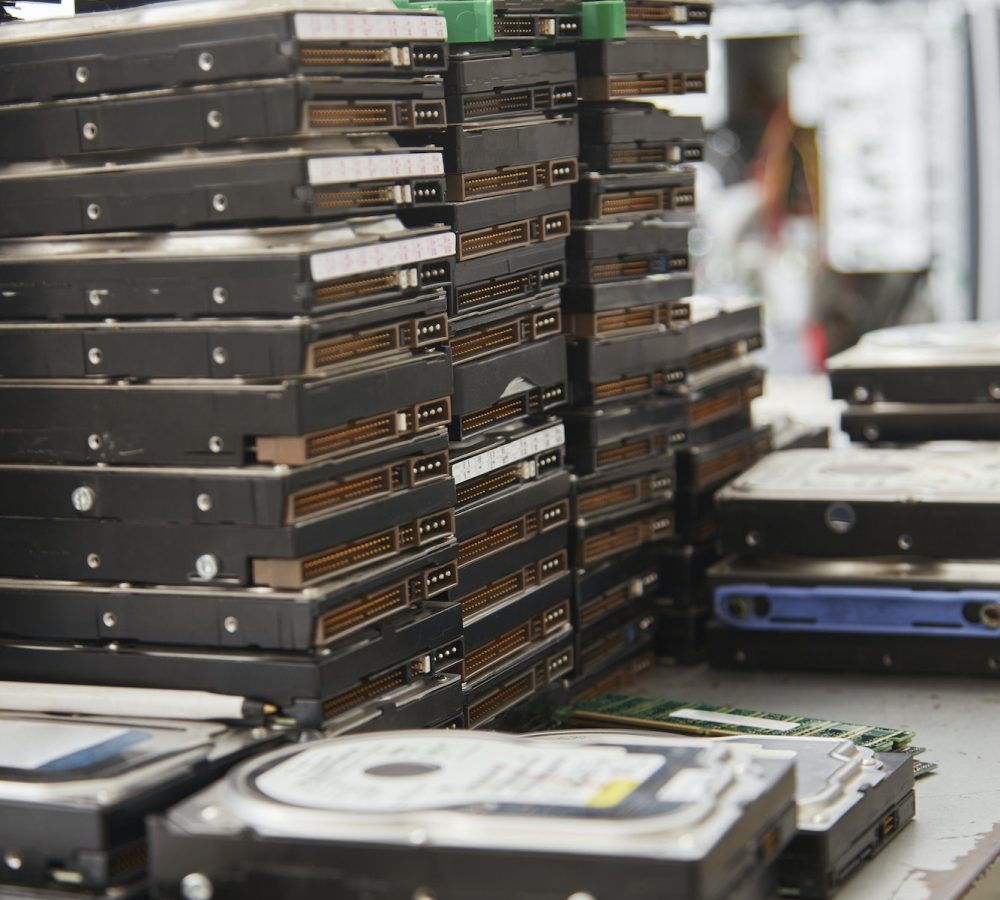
[557,693,916,752]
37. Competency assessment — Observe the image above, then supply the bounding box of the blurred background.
[648,0,990,376]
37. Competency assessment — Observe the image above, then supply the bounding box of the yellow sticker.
[589,779,639,808]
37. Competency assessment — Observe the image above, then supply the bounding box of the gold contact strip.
[287,449,448,522]
[313,558,457,645]
[452,158,578,201]
[306,313,448,372]
[573,651,655,702]
[580,513,673,565]
[462,600,570,679]
[255,396,451,466]
[451,308,561,364]
[580,74,706,102]
[455,265,563,312]
[689,380,763,426]
[459,551,567,620]
[457,500,569,566]
[457,212,570,261]
[252,509,454,588]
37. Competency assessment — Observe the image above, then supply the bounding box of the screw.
[86,203,102,221]
[211,193,228,212]
[102,612,117,628]
[991,384,1000,401]
[863,424,880,442]
[87,289,104,307]
[75,66,90,84]
[3,851,22,871]
[180,873,214,900]
[198,52,215,72]
[82,122,98,141]
[88,347,103,366]
[208,436,224,454]
[195,554,219,580]
[87,434,103,450]
[223,616,239,634]
[897,534,913,551]
[852,385,870,403]
[196,493,213,512]
[212,286,228,305]
[745,531,761,548]
[212,347,227,365]
[207,110,223,129]
[71,486,96,512]
[87,553,101,569]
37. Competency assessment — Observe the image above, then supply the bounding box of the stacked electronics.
[656,295,769,664]
[559,7,715,695]
[829,322,1000,444]
[0,0,469,758]
[706,321,1000,677]
[390,0,625,727]
[707,443,1000,678]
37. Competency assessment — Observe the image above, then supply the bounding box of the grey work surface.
[632,664,1000,900]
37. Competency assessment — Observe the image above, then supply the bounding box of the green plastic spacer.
[580,0,626,39]
[391,0,495,43]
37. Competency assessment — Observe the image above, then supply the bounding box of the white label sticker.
[0,722,136,770]
[309,232,455,283]
[656,767,718,803]
[452,424,565,485]
[670,708,799,732]
[307,153,443,186]
[255,736,665,812]
[294,12,447,41]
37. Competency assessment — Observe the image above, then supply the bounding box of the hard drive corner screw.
[196,494,213,512]
[82,122,98,141]
[86,203,102,221]
[198,52,214,72]
[87,347,103,366]
[206,109,223,129]
[852,385,870,403]
[101,612,116,628]
[71,486,96,512]
[212,286,228,305]
[989,657,999,672]
[195,554,219,580]
[897,534,913,551]
[212,346,227,366]
[3,851,22,871]
[87,433,103,451]
[75,65,90,83]
[181,873,214,900]
[208,436,224,454]
[745,531,760,548]
[86,553,101,570]
[223,616,239,634]
[863,424,879,442]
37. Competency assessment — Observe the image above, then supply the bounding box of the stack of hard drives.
[560,6,712,695]
[829,322,1000,444]
[0,0,473,749]
[656,295,770,664]
[390,0,615,726]
[707,444,1000,677]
